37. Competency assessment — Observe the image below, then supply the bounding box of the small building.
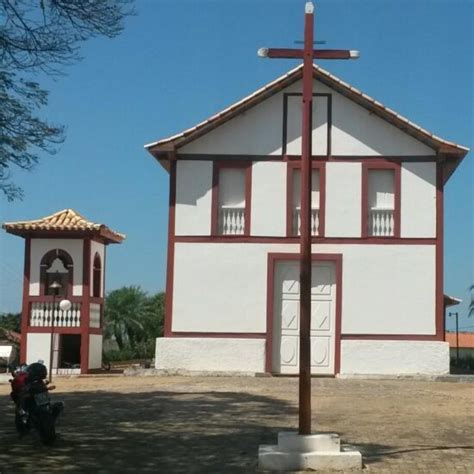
[3,209,125,374]
[0,329,20,372]
[445,332,474,360]
[145,64,469,376]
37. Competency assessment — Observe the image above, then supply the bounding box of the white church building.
[145,64,468,376]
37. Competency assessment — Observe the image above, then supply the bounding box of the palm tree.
[104,286,148,350]
[469,284,474,318]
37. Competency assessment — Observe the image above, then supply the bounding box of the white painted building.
[145,64,469,376]
[3,209,125,375]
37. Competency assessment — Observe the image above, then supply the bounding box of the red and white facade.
[145,64,469,376]
[3,209,124,375]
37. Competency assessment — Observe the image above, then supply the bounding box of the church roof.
[145,63,468,164]
[3,209,125,244]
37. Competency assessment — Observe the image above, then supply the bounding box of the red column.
[20,238,31,363]
[80,239,91,373]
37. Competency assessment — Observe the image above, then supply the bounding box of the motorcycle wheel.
[38,411,56,445]
[14,413,29,436]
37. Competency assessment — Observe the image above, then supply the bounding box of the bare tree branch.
[0,0,134,199]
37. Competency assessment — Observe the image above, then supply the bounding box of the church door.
[272,260,337,375]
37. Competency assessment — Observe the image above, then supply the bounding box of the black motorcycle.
[10,362,64,445]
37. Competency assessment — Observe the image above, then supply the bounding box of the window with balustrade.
[363,164,400,238]
[287,163,324,237]
[212,163,251,236]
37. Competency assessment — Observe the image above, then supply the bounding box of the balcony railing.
[293,208,320,236]
[219,206,245,235]
[30,301,81,327]
[369,208,395,237]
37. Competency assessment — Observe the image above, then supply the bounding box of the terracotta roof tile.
[145,63,469,158]
[3,209,125,243]
[445,332,474,349]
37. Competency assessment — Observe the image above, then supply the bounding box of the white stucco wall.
[90,240,105,297]
[285,94,328,155]
[172,243,435,335]
[26,333,51,367]
[155,337,266,372]
[251,162,287,236]
[340,340,449,375]
[30,239,83,296]
[325,163,362,237]
[328,83,434,156]
[88,334,103,369]
[179,78,434,156]
[339,245,436,334]
[401,162,437,238]
[175,160,213,235]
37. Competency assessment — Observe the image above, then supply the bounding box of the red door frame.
[265,252,343,375]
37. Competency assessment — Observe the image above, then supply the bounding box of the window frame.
[361,162,401,238]
[286,160,326,237]
[92,252,102,298]
[211,161,252,236]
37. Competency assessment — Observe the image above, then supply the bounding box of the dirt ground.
[0,376,473,473]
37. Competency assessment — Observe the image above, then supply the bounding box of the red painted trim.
[265,253,343,375]
[26,327,102,335]
[174,236,436,245]
[6,230,117,244]
[20,238,31,363]
[169,332,265,339]
[435,160,444,340]
[210,162,219,236]
[164,160,176,337]
[286,161,326,237]
[174,154,438,163]
[342,334,437,340]
[80,239,91,373]
[361,162,401,238]
[210,161,253,236]
[102,246,107,327]
[28,295,83,303]
[245,163,252,236]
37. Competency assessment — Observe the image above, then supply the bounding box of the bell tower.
[3,209,125,375]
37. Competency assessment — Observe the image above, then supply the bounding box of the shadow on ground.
[2,384,473,473]
[0,390,294,473]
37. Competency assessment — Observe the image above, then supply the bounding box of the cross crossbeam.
[258,48,360,60]
[258,1,359,436]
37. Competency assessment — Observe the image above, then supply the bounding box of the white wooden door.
[272,260,337,375]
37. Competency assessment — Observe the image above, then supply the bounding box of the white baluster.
[71,305,77,326]
[224,210,229,234]
[376,212,381,236]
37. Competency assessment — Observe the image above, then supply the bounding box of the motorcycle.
[10,362,64,445]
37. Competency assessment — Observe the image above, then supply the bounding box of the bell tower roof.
[3,208,125,244]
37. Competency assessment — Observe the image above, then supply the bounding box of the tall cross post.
[258,2,359,435]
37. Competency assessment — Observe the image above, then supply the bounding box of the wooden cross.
[258,2,359,435]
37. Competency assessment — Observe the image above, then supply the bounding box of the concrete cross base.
[258,432,362,471]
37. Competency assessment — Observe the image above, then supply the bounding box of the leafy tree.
[1,0,133,200]
[104,286,147,351]
[144,292,165,339]
[469,284,474,318]
[0,312,21,333]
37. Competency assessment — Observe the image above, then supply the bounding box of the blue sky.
[0,0,472,331]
